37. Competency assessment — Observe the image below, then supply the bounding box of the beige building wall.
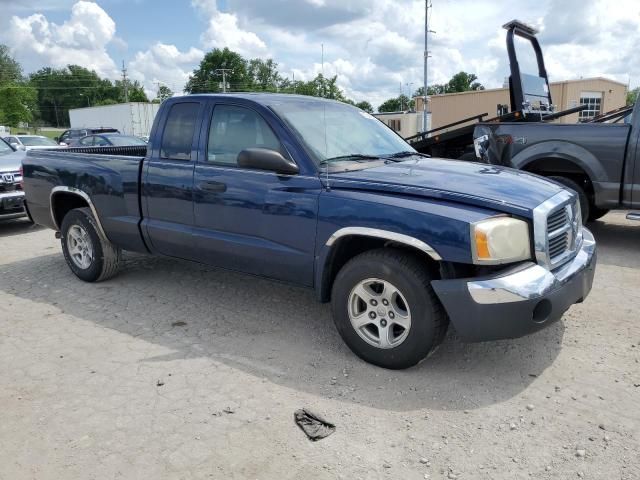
[373,112,425,138]
[421,77,627,131]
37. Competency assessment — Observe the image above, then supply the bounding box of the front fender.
[313,189,503,299]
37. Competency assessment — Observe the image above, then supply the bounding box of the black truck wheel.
[588,207,609,222]
[60,207,121,282]
[330,248,448,369]
[548,176,589,225]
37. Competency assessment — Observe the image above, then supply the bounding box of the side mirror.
[237,148,299,175]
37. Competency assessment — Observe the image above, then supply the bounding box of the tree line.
[1,42,484,128]
[377,72,484,112]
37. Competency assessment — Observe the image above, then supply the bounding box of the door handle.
[198,181,227,193]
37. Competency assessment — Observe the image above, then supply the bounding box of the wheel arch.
[50,186,109,240]
[514,141,605,203]
[317,228,442,303]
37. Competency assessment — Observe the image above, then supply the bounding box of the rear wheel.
[60,207,121,282]
[330,248,448,369]
[548,176,589,225]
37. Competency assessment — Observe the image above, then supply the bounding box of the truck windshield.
[19,136,58,146]
[271,100,415,167]
[0,139,13,155]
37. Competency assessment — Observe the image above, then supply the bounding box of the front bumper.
[432,228,597,342]
[0,190,26,220]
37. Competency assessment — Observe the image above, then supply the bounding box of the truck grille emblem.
[1,173,15,183]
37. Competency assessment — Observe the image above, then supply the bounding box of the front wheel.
[330,249,448,369]
[548,176,589,225]
[60,207,121,282]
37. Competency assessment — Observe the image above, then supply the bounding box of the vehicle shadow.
[0,218,44,238]
[588,213,640,268]
[0,251,565,412]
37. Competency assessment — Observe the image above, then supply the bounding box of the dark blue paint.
[23,93,563,296]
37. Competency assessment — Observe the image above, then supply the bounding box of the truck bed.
[476,121,632,208]
[23,147,148,252]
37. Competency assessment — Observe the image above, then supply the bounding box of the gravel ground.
[0,212,638,480]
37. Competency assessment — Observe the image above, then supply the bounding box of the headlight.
[471,217,531,265]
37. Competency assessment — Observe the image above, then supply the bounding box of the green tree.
[444,71,484,93]
[247,58,281,91]
[185,48,249,93]
[355,101,373,113]
[0,45,36,127]
[378,94,413,113]
[627,87,639,106]
[155,85,173,103]
[0,83,37,126]
[0,45,22,85]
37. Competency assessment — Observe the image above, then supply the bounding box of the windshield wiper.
[386,151,431,159]
[319,154,382,165]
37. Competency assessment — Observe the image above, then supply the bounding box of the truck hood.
[0,149,26,173]
[329,157,564,216]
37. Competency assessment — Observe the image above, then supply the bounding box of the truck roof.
[181,93,350,107]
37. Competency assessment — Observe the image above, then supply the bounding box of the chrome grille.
[533,190,583,270]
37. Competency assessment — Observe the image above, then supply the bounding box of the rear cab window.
[161,102,200,161]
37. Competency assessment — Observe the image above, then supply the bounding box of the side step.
[627,212,640,221]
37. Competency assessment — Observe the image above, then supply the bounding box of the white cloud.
[7,0,119,77]
[129,43,204,98]
[193,0,268,57]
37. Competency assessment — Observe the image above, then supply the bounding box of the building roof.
[413,76,628,100]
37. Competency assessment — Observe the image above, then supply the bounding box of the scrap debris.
[294,408,335,441]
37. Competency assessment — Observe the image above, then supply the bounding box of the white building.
[69,102,161,137]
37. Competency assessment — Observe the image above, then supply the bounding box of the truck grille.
[0,170,22,192]
[533,191,582,270]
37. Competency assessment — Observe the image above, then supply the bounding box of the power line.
[214,68,233,93]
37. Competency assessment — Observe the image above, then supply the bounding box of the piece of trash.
[294,408,335,441]
[171,321,187,327]
[223,407,235,414]
[156,380,165,387]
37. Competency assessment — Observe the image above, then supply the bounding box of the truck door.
[141,101,203,259]
[193,102,321,285]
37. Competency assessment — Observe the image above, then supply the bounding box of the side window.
[79,136,94,146]
[207,105,282,165]
[161,102,199,160]
[94,136,109,146]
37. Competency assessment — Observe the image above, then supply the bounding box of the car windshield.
[105,135,147,146]
[19,136,58,146]
[0,138,13,155]
[271,100,416,167]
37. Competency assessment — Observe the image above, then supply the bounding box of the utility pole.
[214,68,233,92]
[423,1,435,132]
[406,82,414,110]
[400,82,404,110]
[122,60,129,103]
[321,43,324,75]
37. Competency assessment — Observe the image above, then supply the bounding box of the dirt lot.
[0,212,638,480]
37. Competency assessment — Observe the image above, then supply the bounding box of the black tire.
[330,248,448,369]
[60,207,121,282]
[548,176,589,224]
[588,207,609,222]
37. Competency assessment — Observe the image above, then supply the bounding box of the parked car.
[56,128,119,146]
[0,138,27,221]
[23,94,597,369]
[3,135,64,151]
[473,100,640,222]
[72,133,148,147]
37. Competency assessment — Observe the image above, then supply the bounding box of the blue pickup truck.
[23,94,597,369]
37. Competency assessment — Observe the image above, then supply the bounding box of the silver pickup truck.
[0,138,26,221]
